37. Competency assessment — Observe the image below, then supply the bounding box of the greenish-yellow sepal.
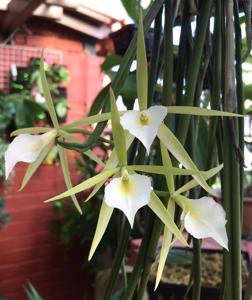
[172,164,223,196]
[11,127,52,137]
[45,167,120,203]
[40,50,59,129]
[19,144,51,191]
[167,106,243,117]
[109,87,127,166]
[88,201,113,260]
[155,198,175,290]
[137,10,148,110]
[148,192,188,247]
[157,124,216,196]
[58,145,82,214]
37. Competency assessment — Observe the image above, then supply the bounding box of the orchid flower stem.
[122,210,154,300]
[192,238,201,300]
[137,214,165,300]
[233,0,244,205]
[189,117,201,300]
[103,216,131,300]
[147,5,163,107]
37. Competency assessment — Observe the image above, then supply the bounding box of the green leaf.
[24,282,43,300]
[155,198,175,290]
[137,10,148,110]
[45,167,119,202]
[121,0,141,22]
[158,124,215,196]
[148,192,188,247]
[167,106,243,117]
[58,129,79,142]
[101,54,122,71]
[173,164,224,196]
[19,144,51,191]
[40,50,59,129]
[58,145,82,214]
[88,201,113,260]
[11,127,52,136]
[109,87,127,166]
[127,165,204,176]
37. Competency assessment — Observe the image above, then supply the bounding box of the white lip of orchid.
[104,171,152,227]
[120,105,167,154]
[5,129,57,179]
[182,197,228,250]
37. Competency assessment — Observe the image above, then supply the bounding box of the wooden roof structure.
[0,0,117,40]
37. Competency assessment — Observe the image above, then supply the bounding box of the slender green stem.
[104,218,131,300]
[162,0,173,107]
[122,211,154,300]
[148,5,163,107]
[175,0,213,145]
[192,238,201,300]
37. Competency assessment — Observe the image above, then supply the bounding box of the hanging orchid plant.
[5,8,243,299]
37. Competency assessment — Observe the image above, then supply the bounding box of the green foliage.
[24,282,43,300]
[0,197,10,229]
[121,0,155,22]
[1,58,69,131]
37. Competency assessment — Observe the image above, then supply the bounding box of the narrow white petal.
[184,197,228,250]
[5,131,56,179]
[120,106,167,153]
[104,174,152,227]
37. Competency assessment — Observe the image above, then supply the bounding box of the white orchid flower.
[104,171,152,227]
[120,106,167,153]
[5,130,57,179]
[182,196,228,250]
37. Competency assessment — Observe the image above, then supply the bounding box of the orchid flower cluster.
[5,15,242,289]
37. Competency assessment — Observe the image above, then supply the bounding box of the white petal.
[184,197,228,250]
[120,106,167,153]
[5,130,56,179]
[104,174,152,227]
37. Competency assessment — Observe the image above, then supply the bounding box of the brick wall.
[0,31,104,299]
[0,161,94,300]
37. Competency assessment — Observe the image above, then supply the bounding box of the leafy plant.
[24,282,43,300]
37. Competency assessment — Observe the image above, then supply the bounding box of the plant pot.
[147,248,250,300]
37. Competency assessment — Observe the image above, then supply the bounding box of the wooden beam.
[0,0,46,33]
[56,13,110,39]
[33,4,63,20]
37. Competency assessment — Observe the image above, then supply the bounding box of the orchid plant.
[5,4,244,300]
